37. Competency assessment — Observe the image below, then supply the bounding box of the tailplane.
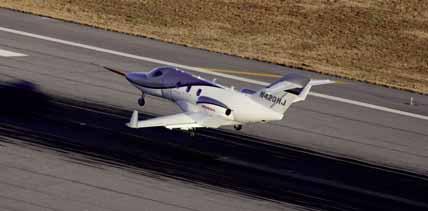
[251,73,334,114]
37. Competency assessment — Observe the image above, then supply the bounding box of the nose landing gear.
[234,125,242,131]
[138,97,145,106]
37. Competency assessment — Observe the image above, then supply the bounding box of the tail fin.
[251,73,334,114]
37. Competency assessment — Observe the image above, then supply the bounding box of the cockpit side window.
[151,70,163,77]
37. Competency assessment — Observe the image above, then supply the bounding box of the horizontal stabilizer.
[291,79,335,103]
[252,73,335,114]
[308,79,336,86]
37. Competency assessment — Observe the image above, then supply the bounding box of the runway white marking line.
[0,26,427,121]
[0,48,26,57]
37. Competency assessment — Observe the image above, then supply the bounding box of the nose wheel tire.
[234,125,242,131]
[138,97,145,106]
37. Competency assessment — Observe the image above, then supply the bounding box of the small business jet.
[106,66,334,131]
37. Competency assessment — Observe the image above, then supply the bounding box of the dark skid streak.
[1,82,428,211]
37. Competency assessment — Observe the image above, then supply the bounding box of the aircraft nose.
[126,72,147,85]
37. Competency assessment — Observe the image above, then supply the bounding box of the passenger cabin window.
[196,89,202,96]
[186,85,191,92]
[151,70,163,77]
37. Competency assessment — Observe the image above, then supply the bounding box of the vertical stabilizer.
[251,73,334,114]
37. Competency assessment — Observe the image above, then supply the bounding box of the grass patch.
[1,0,428,93]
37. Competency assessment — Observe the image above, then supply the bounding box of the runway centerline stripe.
[0,26,426,121]
[0,48,27,57]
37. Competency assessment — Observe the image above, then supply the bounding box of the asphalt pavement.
[1,84,427,211]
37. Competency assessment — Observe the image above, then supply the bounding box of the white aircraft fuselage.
[109,66,334,130]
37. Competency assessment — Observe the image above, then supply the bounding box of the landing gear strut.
[234,125,242,131]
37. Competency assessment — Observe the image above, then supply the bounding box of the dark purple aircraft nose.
[126,72,147,85]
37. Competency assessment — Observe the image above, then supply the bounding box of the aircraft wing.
[126,110,238,130]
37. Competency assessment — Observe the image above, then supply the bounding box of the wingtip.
[126,110,139,128]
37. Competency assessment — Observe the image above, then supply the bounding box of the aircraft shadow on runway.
[1,81,428,211]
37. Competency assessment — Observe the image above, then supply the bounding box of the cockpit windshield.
[150,69,163,77]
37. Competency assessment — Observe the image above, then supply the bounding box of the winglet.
[126,110,139,128]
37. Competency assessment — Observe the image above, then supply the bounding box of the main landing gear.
[234,125,242,131]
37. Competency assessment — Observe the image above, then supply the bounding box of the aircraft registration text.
[259,91,286,105]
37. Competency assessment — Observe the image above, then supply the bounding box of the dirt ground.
[1,0,427,93]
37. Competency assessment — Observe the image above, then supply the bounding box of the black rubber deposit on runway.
[1,82,427,211]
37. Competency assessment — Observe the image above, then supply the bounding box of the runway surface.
[0,8,428,211]
[1,83,427,211]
